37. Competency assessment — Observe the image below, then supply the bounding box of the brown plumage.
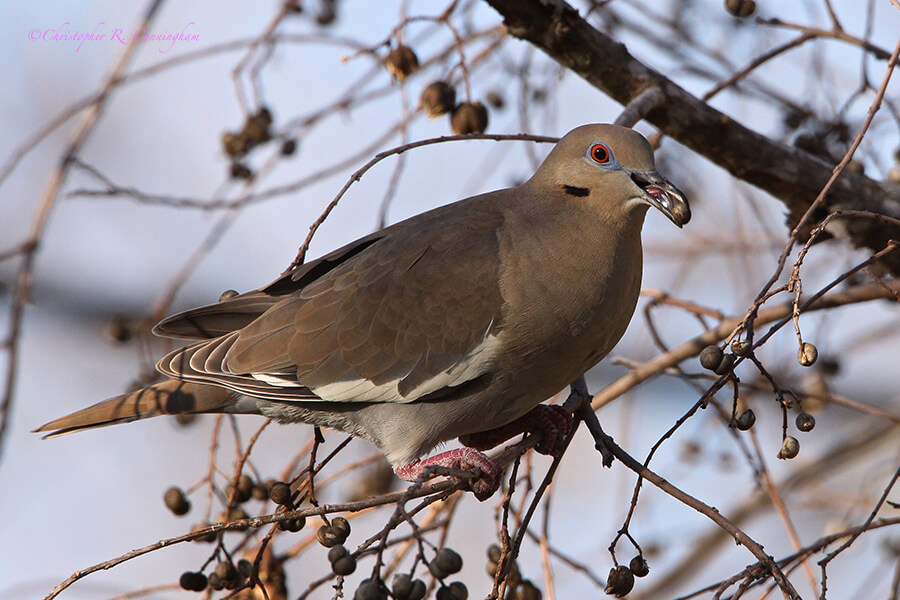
[35,124,689,500]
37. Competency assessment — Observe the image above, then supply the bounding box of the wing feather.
[155,192,511,405]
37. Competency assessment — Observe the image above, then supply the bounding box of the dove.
[35,124,689,500]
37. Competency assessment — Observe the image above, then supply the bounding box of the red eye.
[590,143,610,163]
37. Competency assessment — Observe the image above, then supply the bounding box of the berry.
[281,139,297,156]
[798,342,818,367]
[179,571,208,592]
[714,353,735,375]
[190,521,217,543]
[317,524,342,547]
[214,561,237,584]
[724,0,756,17]
[485,90,505,109]
[384,45,420,81]
[269,482,292,506]
[604,565,634,597]
[278,516,306,532]
[392,573,413,599]
[164,486,190,516]
[450,102,488,135]
[331,516,351,538]
[629,555,649,577]
[699,345,724,371]
[431,547,463,578]
[332,555,357,576]
[796,412,816,432]
[328,545,349,563]
[408,579,427,600]
[420,81,456,118]
[735,409,756,431]
[778,436,800,459]
[354,578,387,600]
[731,338,751,356]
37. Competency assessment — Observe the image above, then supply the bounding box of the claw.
[394,448,505,501]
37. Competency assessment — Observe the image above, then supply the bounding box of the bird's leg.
[459,404,573,456]
[394,448,504,501]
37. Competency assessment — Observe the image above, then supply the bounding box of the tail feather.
[33,380,236,438]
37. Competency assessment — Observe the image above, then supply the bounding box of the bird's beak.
[630,171,691,228]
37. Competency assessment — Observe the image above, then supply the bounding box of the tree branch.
[483,0,900,273]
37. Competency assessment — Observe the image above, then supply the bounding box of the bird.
[35,124,689,500]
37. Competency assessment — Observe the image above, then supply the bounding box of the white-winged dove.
[35,124,689,500]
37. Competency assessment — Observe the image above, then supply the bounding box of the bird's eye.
[589,143,611,164]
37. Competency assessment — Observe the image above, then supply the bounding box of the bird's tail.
[33,380,235,438]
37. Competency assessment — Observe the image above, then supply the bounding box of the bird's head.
[528,123,691,228]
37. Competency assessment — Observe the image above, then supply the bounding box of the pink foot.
[395,448,505,501]
[459,404,573,456]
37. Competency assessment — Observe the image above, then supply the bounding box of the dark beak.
[631,171,691,228]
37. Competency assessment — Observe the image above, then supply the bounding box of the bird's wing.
[157,194,508,404]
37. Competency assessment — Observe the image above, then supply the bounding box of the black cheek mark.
[563,185,590,197]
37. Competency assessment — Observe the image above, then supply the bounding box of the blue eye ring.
[585,142,620,169]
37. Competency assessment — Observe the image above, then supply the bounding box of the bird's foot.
[394,448,504,501]
[460,404,573,456]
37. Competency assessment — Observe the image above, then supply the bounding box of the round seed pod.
[227,476,253,504]
[215,561,238,584]
[798,342,818,367]
[222,131,246,156]
[408,579,427,600]
[629,555,650,577]
[317,524,342,547]
[447,582,468,600]
[384,45,420,81]
[190,521,217,543]
[778,436,800,459]
[237,474,254,496]
[796,412,816,432]
[354,578,387,600]
[517,580,542,600]
[432,547,463,577]
[230,162,252,180]
[219,289,239,302]
[331,516,351,538]
[724,0,756,17]
[251,483,269,501]
[714,353,735,375]
[731,338,751,356]
[485,90,505,109]
[207,572,224,590]
[316,2,336,26]
[281,139,298,156]
[179,571,208,592]
[699,345,724,371]
[277,516,306,532]
[605,565,635,597]
[420,81,456,118]
[392,573,413,600]
[451,102,488,135]
[436,587,454,600]
[332,555,357,576]
[237,559,252,578]
[243,108,273,144]
[328,545,349,564]
[735,409,756,431]
[164,486,190,516]
[269,482,292,506]
[487,544,502,563]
